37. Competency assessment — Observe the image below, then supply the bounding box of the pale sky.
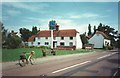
[1,1,119,34]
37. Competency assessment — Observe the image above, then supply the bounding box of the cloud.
[3,2,49,13]
[7,9,21,16]
[2,0,119,2]
[69,13,99,19]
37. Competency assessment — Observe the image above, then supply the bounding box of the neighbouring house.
[88,31,111,48]
[28,25,82,50]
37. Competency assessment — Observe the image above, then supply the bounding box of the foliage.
[6,34,22,49]
[104,46,113,50]
[80,33,88,48]
[87,24,92,36]
[38,46,51,49]
[1,23,22,49]
[32,26,38,35]
[93,25,96,34]
[19,28,32,42]
[2,48,95,62]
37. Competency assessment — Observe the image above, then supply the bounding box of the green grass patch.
[2,48,97,62]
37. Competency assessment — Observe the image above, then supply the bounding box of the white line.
[113,71,118,77]
[52,61,91,74]
[97,54,109,59]
[97,52,118,60]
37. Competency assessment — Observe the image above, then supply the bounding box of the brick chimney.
[56,25,59,31]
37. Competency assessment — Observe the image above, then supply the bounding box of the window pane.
[70,37,73,40]
[60,42,64,46]
[69,42,73,46]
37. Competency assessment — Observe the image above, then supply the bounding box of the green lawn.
[2,48,98,62]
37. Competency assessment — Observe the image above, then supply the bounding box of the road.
[2,49,120,77]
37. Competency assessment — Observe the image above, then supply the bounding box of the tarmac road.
[2,49,120,77]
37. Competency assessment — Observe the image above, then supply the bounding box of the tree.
[1,23,22,49]
[32,26,38,35]
[97,23,103,32]
[19,28,32,42]
[80,33,88,48]
[6,34,22,49]
[93,25,96,34]
[88,24,92,36]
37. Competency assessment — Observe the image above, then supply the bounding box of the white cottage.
[88,31,111,48]
[28,26,82,50]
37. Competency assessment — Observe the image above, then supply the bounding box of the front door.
[53,41,57,48]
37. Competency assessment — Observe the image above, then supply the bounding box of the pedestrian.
[28,51,35,65]
[19,52,28,66]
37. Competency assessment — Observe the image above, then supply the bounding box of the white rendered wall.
[76,33,82,49]
[89,34,104,48]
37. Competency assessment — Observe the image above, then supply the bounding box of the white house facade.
[88,31,111,48]
[28,26,82,50]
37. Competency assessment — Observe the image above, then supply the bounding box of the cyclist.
[28,51,35,65]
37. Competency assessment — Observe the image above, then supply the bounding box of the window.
[70,37,73,40]
[45,42,49,45]
[45,37,48,39]
[60,42,64,46]
[38,42,40,45]
[61,37,64,40]
[69,42,73,46]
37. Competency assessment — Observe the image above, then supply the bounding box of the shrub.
[104,46,113,50]
[38,46,50,49]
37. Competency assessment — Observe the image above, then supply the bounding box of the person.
[51,49,56,55]
[28,51,35,65]
[19,52,28,66]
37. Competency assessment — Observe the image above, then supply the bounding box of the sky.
[1,2,119,34]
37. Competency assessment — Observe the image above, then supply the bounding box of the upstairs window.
[70,37,73,40]
[61,37,64,40]
[45,37,48,39]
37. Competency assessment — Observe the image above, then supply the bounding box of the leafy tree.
[97,23,103,32]
[19,28,32,42]
[6,34,22,49]
[80,33,88,48]
[32,26,38,35]
[1,23,22,49]
[88,24,92,36]
[93,25,96,34]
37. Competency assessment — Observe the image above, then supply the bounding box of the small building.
[88,31,111,48]
[28,25,82,50]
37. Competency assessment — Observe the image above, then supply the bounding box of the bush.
[104,46,113,50]
[38,46,51,49]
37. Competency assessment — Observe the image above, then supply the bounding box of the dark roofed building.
[28,29,82,50]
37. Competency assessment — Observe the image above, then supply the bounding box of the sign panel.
[49,20,56,30]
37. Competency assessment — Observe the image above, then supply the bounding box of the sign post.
[49,20,56,49]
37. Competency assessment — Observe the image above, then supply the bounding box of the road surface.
[2,49,120,77]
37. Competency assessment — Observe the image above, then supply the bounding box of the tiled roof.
[37,29,78,37]
[96,31,110,39]
[28,35,36,42]
[88,31,110,39]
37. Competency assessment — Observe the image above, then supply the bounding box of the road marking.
[52,61,91,74]
[97,52,118,60]
[113,71,118,77]
[97,54,110,59]
[112,67,120,78]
